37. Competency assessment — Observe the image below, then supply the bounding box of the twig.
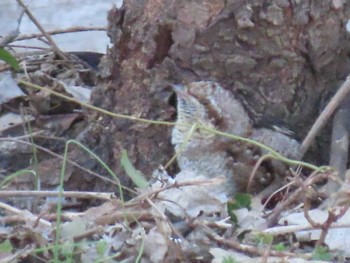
[0,190,114,200]
[0,137,136,194]
[0,200,51,227]
[261,180,295,209]
[19,80,175,126]
[247,153,273,193]
[203,225,310,258]
[201,126,322,171]
[8,44,51,51]
[301,75,350,156]
[0,245,34,263]
[303,205,350,246]
[72,226,104,241]
[265,220,350,235]
[164,123,198,169]
[19,80,326,173]
[262,244,272,263]
[15,26,106,41]
[132,177,226,202]
[16,0,68,60]
[326,94,350,193]
[267,170,330,227]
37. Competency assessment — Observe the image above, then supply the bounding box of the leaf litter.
[0,50,348,262]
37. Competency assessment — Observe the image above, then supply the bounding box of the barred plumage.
[172,81,301,194]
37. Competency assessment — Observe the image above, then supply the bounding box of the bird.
[171,81,301,195]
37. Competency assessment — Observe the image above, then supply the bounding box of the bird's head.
[172,81,252,138]
[171,83,216,146]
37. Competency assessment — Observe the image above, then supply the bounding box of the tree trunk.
[87,0,350,193]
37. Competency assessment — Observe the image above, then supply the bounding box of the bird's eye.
[168,92,177,108]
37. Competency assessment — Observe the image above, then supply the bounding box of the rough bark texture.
[88,0,350,193]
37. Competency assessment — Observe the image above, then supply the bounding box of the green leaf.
[229,193,252,210]
[227,193,252,223]
[96,240,108,256]
[312,246,332,261]
[255,233,273,246]
[222,256,237,263]
[0,48,20,70]
[120,150,148,188]
[273,243,286,251]
[0,239,13,253]
[233,193,251,209]
[227,201,238,224]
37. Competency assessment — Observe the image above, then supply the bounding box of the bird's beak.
[171,84,184,92]
[171,84,188,99]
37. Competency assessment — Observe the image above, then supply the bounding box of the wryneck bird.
[172,81,301,195]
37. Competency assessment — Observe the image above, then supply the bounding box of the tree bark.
[87,0,350,193]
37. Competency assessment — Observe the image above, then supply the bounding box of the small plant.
[227,193,252,224]
[222,256,237,263]
[0,48,20,70]
[312,246,332,261]
[120,150,148,188]
[254,233,273,246]
[273,243,286,251]
[0,239,13,253]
